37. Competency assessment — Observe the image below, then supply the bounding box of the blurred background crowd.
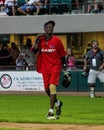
[0,0,104,16]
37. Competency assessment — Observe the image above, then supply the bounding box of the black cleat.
[47,112,56,120]
[89,93,96,98]
[55,101,63,116]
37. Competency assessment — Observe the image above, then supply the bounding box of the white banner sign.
[0,71,44,91]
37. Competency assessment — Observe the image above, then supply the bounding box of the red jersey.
[36,35,66,74]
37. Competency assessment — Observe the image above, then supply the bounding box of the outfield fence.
[0,69,104,92]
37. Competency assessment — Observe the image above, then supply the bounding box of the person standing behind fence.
[83,40,104,98]
[16,53,26,70]
[9,42,20,66]
[66,48,76,70]
[0,43,12,69]
[22,38,36,70]
[31,20,67,119]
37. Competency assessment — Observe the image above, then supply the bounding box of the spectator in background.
[39,0,49,14]
[17,0,43,15]
[0,0,5,12]
[22,38,35,70]
[44,0,48,4]
[87,0,101,13]
[0,43,12,68]
[66,48,76,70]
[16,53,26,70]
[4,0,18,16]
[83,40,104,98]
[71,0,83,10]
[9,42,20,66]
[98,0,104,13]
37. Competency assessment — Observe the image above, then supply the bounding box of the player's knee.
[45,89,50,97]
[49,84,56,94]
[89,83,95,87]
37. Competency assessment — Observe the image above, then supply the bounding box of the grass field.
[0,94,104,126]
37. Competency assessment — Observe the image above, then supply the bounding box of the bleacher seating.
[60,0,72,14]
[50,0,60,14]
[39,5,49,15]
[0,0,104,15]
[17,0,26,7]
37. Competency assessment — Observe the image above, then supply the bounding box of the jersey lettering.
[41,48,56,53]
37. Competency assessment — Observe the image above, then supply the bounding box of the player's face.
[92,41,98,49]
[44,23,54,34]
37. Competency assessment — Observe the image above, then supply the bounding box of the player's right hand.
[35,33,45,44]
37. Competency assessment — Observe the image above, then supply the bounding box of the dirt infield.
[0,91,104,130]
[0,122,104,130]
[0,91,104,97]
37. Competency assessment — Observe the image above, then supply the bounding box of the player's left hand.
[63,64,67,71]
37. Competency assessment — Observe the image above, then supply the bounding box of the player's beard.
[93,46,98,49]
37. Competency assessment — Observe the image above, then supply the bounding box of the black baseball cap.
[44,20,55,27]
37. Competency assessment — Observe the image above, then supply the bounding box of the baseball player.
[31,20,67,119]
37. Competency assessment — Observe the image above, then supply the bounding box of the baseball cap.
[44,20,55,27]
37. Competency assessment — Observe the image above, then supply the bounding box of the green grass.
[0,94,104,125]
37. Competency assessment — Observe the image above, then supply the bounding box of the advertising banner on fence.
[0,71,44,91]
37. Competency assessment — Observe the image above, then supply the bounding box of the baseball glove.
[62,71,72,88]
